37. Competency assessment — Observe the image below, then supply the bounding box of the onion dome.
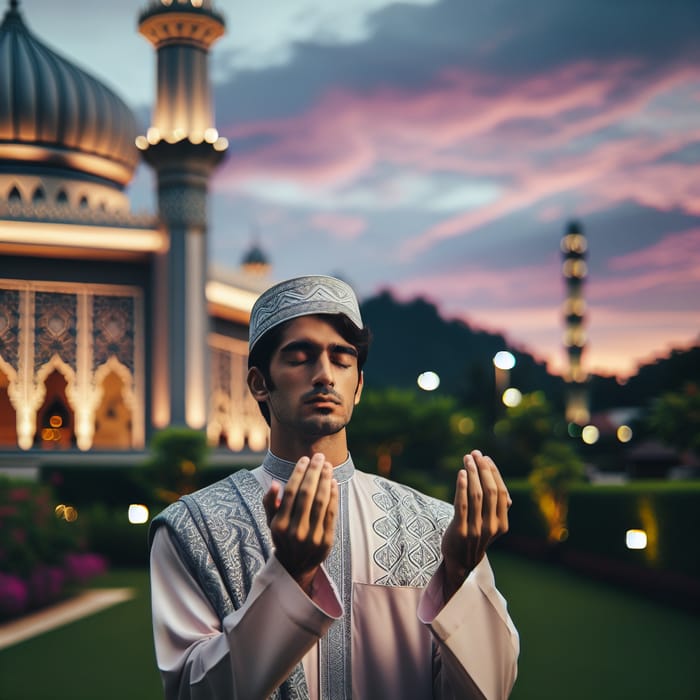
[240,239,271,275]
[0,1,139,187]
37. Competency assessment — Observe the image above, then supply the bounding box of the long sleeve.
[150,527,342,700]
[417,556,519,700]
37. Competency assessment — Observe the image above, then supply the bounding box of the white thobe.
[150,459,519,700]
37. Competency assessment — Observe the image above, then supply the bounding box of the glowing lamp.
[128,504,150,525]
[626,529,647,550]
[493,351,515,370]
[581,425,599,445]
[617,425,633,443]
[502,388,522,407]
[417,371,440,391]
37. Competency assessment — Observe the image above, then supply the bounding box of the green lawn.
[0,554,698,699]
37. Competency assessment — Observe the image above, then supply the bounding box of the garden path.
[0,588,134,650]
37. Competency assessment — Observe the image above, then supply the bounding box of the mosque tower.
[561,220,590,425]
[137,0,228,430]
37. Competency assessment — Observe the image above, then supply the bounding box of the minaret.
[561,221,590,425]
[137,0,228,430]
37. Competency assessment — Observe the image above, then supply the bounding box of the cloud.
[309,213,367,240]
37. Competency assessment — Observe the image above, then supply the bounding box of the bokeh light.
[581,425,599,444]
[502,387,522,407]
[493,351,515,370]
[617,425,633,443]
[128,504,150,525]
[417,371,440,391]
[626,529,647,550]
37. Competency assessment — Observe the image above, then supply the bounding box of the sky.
[15,0,700,379]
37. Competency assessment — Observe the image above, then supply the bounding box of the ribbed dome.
[0,1,139,186]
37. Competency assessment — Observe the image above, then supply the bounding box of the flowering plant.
[0,477,107,620]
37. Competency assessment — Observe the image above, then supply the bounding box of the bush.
[80,504,151,568]
[0,477,107,620]
[140,427,210,505]
[499,478,700,606]
[566,481,700,579]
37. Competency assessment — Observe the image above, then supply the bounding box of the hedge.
[500,478,700,609]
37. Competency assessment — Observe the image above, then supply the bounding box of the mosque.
[0,0,271,468]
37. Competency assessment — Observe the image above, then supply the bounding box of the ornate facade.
[0,0,269,461]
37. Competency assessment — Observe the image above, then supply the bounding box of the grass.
[0,554,698,699]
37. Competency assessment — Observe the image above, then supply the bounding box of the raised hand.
[263,453,339,595]
[441,450,511,602]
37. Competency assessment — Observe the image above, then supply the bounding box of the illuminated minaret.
[561,221,590,425]
[137,0,228,429]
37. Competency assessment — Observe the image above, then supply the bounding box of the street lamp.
[493,351,515,397]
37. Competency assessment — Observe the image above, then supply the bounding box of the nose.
[311,353,334,387]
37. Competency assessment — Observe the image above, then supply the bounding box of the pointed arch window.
[32,187,46,204]
[8,186,21,203]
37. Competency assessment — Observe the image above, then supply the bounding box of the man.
[150,275,519,699]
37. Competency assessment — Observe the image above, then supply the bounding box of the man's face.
[260,315,363,439]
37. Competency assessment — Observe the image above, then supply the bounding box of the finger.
[486,456,511,533]
[473,451,499,536]
[453,468,468,536]
[291,453,326,535]
[263,481,281,525]
[310,462,333,543]
[464,452,483,534]
[276,456,310,526]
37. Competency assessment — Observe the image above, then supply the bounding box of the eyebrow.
[279,340,358,357]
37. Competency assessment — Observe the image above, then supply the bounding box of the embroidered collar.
[263,450,355,484]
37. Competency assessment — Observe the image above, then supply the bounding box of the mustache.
[302,387,343,403]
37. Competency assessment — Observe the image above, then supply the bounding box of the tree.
[647,382,700,455]
[348,388,484,499]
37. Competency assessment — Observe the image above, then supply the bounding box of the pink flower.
[9,487,30,502]
[28,565,65,607]
[0,573,29,618]
[64,552,108,584]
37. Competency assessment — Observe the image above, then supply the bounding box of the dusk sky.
[20,0,700,379]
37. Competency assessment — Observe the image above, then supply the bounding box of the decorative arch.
[92,357,136,449]
[56,189,69,205]
[32,186,46,204]
[34,363,76,449]
[8,185,22,203]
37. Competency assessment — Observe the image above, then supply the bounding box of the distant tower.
[561,221,590,425]
[137,0,228,429]
[241,238,271,277]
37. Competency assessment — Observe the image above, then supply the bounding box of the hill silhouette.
[360,291,699,412]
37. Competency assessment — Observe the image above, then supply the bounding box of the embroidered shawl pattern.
[150,470,309,700]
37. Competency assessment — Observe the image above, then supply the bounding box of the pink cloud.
[608,227,700,271]
[309,212,366,240]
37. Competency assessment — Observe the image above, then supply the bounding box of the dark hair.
[248,313,371,426]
